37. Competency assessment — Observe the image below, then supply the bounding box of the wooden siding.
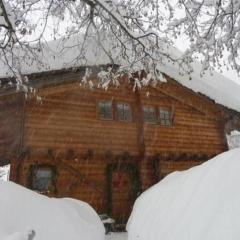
[8,77,229,220]
[15,154,139,218]
[0,92,24,166]
[24,83,226,158]
[24,86,139,156]
[141,90,225,155]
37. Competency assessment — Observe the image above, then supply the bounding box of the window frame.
[98,100,113,121]
[28,165,57,193]
[116,102,133,122]
[142,105,157,124]
[158,106,173,126]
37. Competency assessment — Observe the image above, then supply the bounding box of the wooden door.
[111,170,132,223]
[107,163,139,224]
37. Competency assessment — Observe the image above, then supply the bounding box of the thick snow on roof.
[158,54,240,113]
[0,36,116,78]
[0,181,105,240]
[127,148,240,240]
[0,35,240,112]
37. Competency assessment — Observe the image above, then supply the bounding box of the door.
[107,163,140,224]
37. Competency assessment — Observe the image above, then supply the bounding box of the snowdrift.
[127,148,240,240]
[0,182,105,240]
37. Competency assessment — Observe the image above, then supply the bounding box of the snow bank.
[0,181,105,240]
[227,131,240,149]
[105,232,127,240]
[127,149,240,240]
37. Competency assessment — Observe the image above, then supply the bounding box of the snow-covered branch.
[0,0,240,88]
[167,0,240,74]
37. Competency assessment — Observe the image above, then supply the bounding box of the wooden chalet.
[0,66,240,224]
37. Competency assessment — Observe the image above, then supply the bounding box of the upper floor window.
[99,101,113,120]
[117,102,132,121]
[159,107,172,126]
[143,106,156,123]
[30,166,56,193]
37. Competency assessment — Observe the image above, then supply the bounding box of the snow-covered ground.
[0,179,125,240]
[105,232,127,240]
[2,149,240,240]
[127,148,240,240]
[0,181,105,240]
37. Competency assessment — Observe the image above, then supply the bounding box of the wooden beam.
[52,158,104,193]
[134,88,145,160]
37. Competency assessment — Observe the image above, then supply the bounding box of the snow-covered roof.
[1,35,240,112]
[158,58,240,113]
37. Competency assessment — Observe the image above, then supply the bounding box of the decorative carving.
[122,151,130,161]
[84,149,94,160]
[66,148,75,160]
[47,149,54,158]
[105,150,113,161]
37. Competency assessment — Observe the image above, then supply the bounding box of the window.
[159,107,172,126]
[31,166,56,192]
[99,101,113,120]
[117,102,132,121]
[143,106,157,123]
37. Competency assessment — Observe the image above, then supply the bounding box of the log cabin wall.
[139,87,227,189]
[14,84,140,219]
[24,86,139,156]
[7,73,228,220]
[0,91,25,167]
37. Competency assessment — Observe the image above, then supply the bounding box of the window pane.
[117,103,132,121]
[143,106,156,123]
[33,168,53,191]
[99,101,112,119]
[159,107,172,126]
[124,104,132,121]
[117,103,124,120]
